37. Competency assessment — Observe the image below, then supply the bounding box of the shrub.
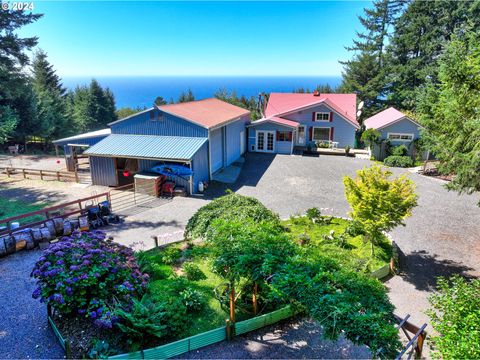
[185,192,280,240]
[361,128,381,148]
[305,207,321,222]
[179,288,205,312]
[390,144,409,156]
[427,275,480,359]
[115,298,168,350]
[160,247,182,265]
[183,262,207,281]
[144,263,174,280]
[384,155,414,168]
[31,231,148,328]
[297,232,311,246]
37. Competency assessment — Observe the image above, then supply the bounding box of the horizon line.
[60,74,343,78]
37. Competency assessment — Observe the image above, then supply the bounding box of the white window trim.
[387,132,414,142]
[314,112,330,122]
[255,130,275,153]
[312,127,331,142]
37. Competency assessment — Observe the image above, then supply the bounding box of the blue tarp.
[150,164,193,179]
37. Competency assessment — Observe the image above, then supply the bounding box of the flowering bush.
[31,230,148,328]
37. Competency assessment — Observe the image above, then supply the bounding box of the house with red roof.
[247,92,359,154]
[364,107,423,159]
[75,98,250,193]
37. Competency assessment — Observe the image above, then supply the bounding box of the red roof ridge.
[157,98,250,129]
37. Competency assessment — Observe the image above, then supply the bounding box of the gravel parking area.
[0,154,67,172]
[179,318,370,359]
[0,250,64,359]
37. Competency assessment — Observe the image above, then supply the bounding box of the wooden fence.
[0,166,79,182]
[0,192,110,237]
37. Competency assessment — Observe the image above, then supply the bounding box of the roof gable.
[265,93,357,124]
[364,107,421,130]
[157,98,250,129]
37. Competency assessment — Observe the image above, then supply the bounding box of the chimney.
[313,90,320,96]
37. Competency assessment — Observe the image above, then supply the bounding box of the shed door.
[210,128,223,173]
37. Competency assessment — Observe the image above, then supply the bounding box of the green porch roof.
[84,134,207,161]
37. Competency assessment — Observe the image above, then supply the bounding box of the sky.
[20,1,370,77]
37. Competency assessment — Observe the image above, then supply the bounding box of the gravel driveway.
[1,152,479,359]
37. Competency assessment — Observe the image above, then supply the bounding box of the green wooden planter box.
[48,305,296,359]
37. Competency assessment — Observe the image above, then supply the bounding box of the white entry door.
[256,131,275,153]
[296,126,306,146]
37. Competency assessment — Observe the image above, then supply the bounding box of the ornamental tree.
[361,128,381,150]
[343,165,417,255]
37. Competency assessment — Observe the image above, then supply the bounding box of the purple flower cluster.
[31,230,148,328]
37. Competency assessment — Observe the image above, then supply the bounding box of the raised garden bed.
[48,304,297,359]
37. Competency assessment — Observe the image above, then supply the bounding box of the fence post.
[22,169,26,179]
[74,169,79,183]
[152,235,159,248]
[56,171,60,181]
[253,282,258,315]
[6,168,10,178]
[225,319,232,340]
[40,170,43,180]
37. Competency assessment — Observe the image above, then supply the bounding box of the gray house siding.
[248,122,293,154]
[111,109,208,138]
[378,118,421,143]
[283,103,356,148]
[90,156,117,187]
[372,118,422,160]
[225,114,249,165]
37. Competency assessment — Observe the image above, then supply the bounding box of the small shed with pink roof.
[247,92,359,154]
[364,107,423,159]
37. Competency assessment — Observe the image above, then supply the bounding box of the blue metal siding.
[283,104,356,148]
[210,127,223,173]
[379,118,421,142]
[90,156,117,186]
[224,115,248,165]
[248,123,293,154]
[111,110,208,137]
[58,136,109,155]
[192,142,209,193]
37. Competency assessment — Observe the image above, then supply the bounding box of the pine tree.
[31,50,71,140]
[418,29,480,205]
[0,9,42,143]
[178,89,195,103]
[387,0,480,110]
[154,96,167,106]
[32,49,66,96]
[340,0,406,121]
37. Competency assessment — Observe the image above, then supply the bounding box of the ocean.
[62,76,342,109]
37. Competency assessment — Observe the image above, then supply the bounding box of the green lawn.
[0,197,47,225]
[282,216,392,272]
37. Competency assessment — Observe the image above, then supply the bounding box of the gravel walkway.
[0,250,64,359]
[178,318,371,359]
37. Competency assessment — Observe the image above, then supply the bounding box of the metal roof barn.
[84,134,208,161]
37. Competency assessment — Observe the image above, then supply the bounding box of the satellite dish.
[356,110,362,118]
[358,101,364,110]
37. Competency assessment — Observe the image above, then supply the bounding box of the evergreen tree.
[178,89,194,103]
[340,0,406,121]
[31,49,66,96]
[387,0,480,110]
[418,30,480,205]
[31,50,71,140]
[154,96,167,106]
[0,9,42,143]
